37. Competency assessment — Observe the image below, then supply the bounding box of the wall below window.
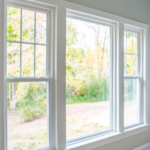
[65,0,150,149]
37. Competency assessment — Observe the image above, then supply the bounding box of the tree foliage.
[7,7,137,122]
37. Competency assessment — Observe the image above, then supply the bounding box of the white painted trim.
[67,125,149,150]
[6,77,52,82]
[7,0,148,29]
[2,0,149,150]
[55,6,66,150]
[0,0,5,150]
[134,142,150,150]
[143,26,149,124]
[5,1,55,150]
[116,23,124,132]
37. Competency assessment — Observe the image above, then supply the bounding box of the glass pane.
[36,12,46,44]
[124,79,139,126]
[133,33,137,54]
[36,45,46,76]
[7,42,20,77]
[133,55,137,76]
[66,18,111,140]
[7,6,20,41]
[22,9,34,42]
[7,82,48,150]
[126,54,132,76]
[22,44,34,77]
[127,32,133,54]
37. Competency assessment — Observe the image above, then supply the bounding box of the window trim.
[123,28,143,128]
[0,0,149,150]
[67,125,149,150]
[66,11,116,145]
[4,1,55,150]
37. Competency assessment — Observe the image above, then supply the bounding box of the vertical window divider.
[34,11,36,77]
[132,33,133,76]
[55,6,66,150]
[126,31,127,76]
[143,28,149,124]
[116,22,124,132]
[3,2,7,150]
[137,32,142,124]
[113,24,117,132]
[110,26,113,131]
[20,9,22,77]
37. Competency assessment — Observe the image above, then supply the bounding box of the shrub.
[66,76,110,104]
[15,82,47,122]
[21,106,46,122]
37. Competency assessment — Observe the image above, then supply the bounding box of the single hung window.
[66,16,113,142]
[124,30,142,127]
[6,5,51,150]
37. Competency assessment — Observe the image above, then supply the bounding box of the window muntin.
[7,6,47,77]
[6,5,50,150]
[66,17,113,141]
[124,30,141,127]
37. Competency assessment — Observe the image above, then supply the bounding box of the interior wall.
[65,0,150,150]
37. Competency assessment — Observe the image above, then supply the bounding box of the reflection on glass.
[7,82,48,150]
[7,6,20,41]
[36,45,46,76]
[66,18,111,140]
[22,44,34,77]
[22,9,34,42]
[7,42,20,77]
[36,12,46,44]
[124,79,139,126]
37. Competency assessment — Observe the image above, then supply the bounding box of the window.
[6,4,52,150]
[66,17,113,142]
[124,30,142,127]
[0,1,148,150]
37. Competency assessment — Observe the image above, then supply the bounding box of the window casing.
[66,12,115,145]
[124,28,143,129]
[5,2,54,150]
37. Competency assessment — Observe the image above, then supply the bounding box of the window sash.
[124,29,143,128]
[5,2,54,150]
[6,7,49,78]
[66,13,115,145]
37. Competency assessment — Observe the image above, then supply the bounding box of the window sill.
[67,125,149,150]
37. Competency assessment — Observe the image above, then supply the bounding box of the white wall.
[65,0,150,150]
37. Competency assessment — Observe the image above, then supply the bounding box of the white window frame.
[66,10,116,146]
[0,0,149,150]
[4,1,56,150]
[124,27,143,129]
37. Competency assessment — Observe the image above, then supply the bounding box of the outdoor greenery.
[7,6,47,122]
[66,19,111,104]
[15,82,47,122]
[7,7,137,121]
[6,6,139,150]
